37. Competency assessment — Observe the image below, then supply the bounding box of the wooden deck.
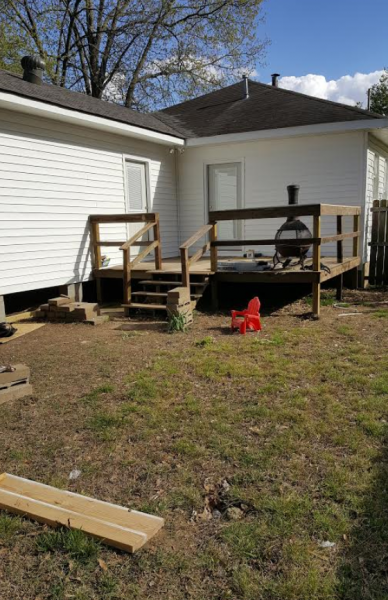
[90,203,361,318]
[94,255,360,284]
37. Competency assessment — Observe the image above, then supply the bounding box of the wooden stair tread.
[122,303,167,310]
[139,280,208,287]
[132,291,168,297]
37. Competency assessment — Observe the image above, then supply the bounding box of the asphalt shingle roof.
[0,70,383,141]
[0,69,183,138]
[159,79,384,138]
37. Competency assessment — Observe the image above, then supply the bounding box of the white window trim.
[122,153,152,214]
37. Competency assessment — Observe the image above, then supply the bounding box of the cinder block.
[0,383,33,405]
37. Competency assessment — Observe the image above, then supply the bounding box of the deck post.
[350,214,361,288]
[312,215,321,318]
[123,248,131,305]
[91,220,103,303]
[210,222,218,272]
[181,247,190,288]
[336,216,343,263]
[336,274,343,301]
[153,214,162,270]
[0,296,6,321]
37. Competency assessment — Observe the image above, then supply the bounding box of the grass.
[2,295,388,599]
[36,528,99,561]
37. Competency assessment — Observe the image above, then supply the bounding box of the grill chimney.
[242,74,249,99]
[271,73,280,87]
[21,55,45,85]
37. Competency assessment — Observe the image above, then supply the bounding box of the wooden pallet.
[0,365,33,405]
[0,473,164,553]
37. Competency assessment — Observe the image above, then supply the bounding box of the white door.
[125,161,148,255]
[208,163,242,241]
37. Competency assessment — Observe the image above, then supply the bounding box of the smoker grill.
[274,185,312,267]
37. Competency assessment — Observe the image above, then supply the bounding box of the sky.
[256,0,388,107]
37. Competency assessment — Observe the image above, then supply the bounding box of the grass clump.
[0,514,23,544]
[168,313,187,333]
[81,384,114,403]
[36,528,99,561]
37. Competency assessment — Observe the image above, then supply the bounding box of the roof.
[158,79,384,138]
[0,69,183,139]
[0,69,384,142]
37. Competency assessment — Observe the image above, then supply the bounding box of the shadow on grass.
[337,434,388,599]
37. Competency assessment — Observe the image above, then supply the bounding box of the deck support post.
[181,248,190,288]
[312,215,321,319]
[0,296,6,321]
[211,278,218,310]
[336,274,343,301]
[123,248,131,305]
[59,283,83,302]
[210,222,218,272]
[154,215,162,270]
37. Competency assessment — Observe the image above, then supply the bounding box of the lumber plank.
[0,474,164,552]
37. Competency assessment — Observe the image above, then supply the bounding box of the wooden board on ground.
[0,474,164,553]
[0,323,45,344]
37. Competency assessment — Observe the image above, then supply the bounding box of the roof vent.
[242,74,249,99]
[21,55,45,85]
[271,73,280,87]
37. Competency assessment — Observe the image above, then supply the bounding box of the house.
[1,57,388,318]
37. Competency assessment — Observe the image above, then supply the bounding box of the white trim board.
[0,91,184,147]
[186,118,388,147]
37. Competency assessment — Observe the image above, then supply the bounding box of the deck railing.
[180,204,361,317]
[89,213,162,304]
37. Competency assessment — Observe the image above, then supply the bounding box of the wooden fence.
[369,200,388,285]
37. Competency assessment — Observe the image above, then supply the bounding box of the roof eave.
[185,118,388,147]
[0,90,185,146]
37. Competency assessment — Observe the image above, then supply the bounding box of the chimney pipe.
[242,74,249,99]
[21,55,45,85]
[287,184,300,205]
[271,73,280,87]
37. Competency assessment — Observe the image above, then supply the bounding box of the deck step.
[132,291,168,298]
[138,279,208,287]
[122,303,167,311]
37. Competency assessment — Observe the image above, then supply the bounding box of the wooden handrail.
[89,212,162,304]
[180,224,213,249]
[209,204,361,221]
[120,222,155,250]
[180,223,216,288]
[210,232,360,247]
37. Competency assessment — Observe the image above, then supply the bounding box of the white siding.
[0,107,178,295]
[364,137,388,261]
[177,132,367,259]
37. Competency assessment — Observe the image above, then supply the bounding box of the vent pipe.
[21,55,45,85]
[242,74,249,99]
[271,73,280,87]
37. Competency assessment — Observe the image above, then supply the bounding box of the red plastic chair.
[231,297,262,335]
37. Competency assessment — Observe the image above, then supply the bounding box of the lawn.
[1,290,388,599]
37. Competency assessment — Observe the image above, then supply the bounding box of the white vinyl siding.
[364,136,388,261]
[0,107,178,295]
[177,131,367,259]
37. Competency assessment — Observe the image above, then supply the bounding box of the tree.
[0,18,28,73]
[370,70,388,115]
[2,0,267,110]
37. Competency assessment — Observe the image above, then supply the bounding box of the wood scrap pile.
[166,287,193,325]
[35,297,101,324]
[0,364,33,405]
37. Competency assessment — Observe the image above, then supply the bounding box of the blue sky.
[256,0,388,105]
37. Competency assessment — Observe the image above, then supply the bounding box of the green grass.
[36,528,99,561]
[2,302,388,600]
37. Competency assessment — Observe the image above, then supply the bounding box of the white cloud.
[277,71,384,107]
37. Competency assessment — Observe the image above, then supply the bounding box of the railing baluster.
[153,214,162,270]
[210,222,218,272]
